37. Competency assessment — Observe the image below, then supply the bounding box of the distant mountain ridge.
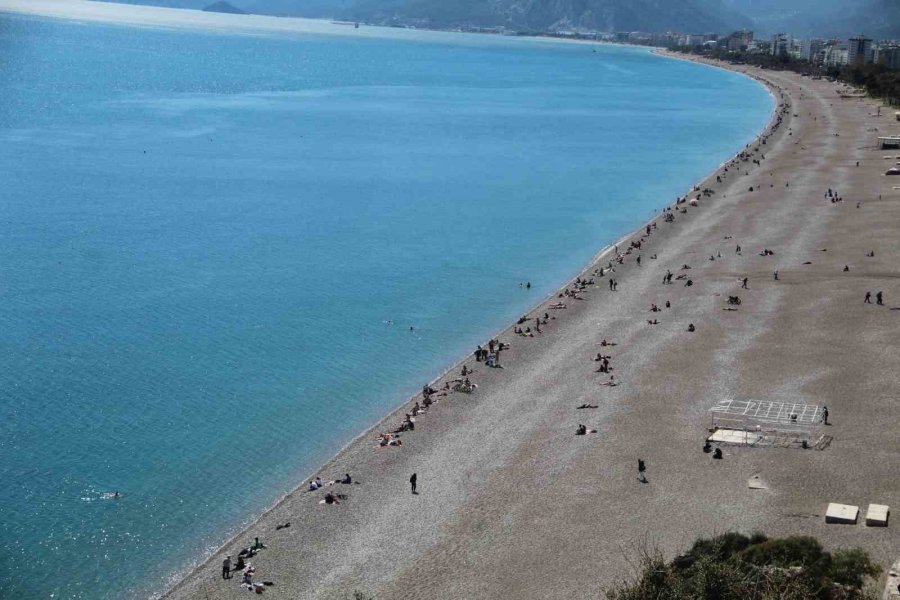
[105,0,900,38]
[343,0,754,32]
[203,0,245,13]
[724,0,900,38]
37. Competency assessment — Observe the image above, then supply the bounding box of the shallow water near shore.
[0,12,772,599]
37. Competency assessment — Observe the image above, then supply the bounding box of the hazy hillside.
[347,0,753,32]
[724,0,900,38]
[100,0,899,37]
[102,0,752,32]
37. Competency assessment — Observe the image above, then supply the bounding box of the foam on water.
[0,13,772,599]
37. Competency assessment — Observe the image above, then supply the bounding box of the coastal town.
[603,30,899,70]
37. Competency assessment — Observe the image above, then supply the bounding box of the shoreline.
[158,48,784,600]
[164,52,900,596]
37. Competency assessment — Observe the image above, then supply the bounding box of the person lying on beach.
[600,376,617,387]
[548,302,567,309]
[452,379,477,393]
[599,340,617,347]
[647,319,659,325]
[323,492,340,505]
[376,433,402,447]
[576,404,599,409]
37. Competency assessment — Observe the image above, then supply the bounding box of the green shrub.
[604,533,880,600]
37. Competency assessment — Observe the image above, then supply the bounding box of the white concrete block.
[865,504,889,527]
[825,503,859,524]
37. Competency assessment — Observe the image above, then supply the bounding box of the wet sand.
[157,56,900,599]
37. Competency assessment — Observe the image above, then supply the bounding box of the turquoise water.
[0,12,772,599]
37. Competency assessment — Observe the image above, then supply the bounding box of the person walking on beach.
[741,277,748,289]
[822,406,829,425]
[222,556,232,579]
[637,459,647,483]
[410,473,417,495]
[864,291,872,304]
[877,291,884,306]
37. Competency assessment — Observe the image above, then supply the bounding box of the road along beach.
[158,50,900,599]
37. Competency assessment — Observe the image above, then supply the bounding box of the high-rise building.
[848,35,874,65]
[772,33,791,56]
[800,39,825,62]
[878,45,900,69]
[725,30,753,51]
[823,41,849,67]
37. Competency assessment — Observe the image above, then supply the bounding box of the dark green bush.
[604,533,881,600]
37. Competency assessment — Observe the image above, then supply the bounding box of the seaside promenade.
[165,62,900,599]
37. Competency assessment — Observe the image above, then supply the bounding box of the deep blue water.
[0,12,772,599]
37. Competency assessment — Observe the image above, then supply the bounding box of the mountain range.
[108,0,900,38]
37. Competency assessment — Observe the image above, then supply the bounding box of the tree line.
[674,46,900,106]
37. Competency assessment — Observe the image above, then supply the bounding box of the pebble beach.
[160,57,900,599]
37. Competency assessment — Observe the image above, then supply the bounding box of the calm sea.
[0,12,772,599]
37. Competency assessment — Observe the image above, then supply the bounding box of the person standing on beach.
[222,555,232,579]
[877,291,883,306]
[410,473,417,494]
[637,459,647,483]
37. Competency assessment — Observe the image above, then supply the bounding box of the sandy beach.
[6,2,897,597]
[154,57,900,598]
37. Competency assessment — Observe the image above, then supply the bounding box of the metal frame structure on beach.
[707,398,826,448]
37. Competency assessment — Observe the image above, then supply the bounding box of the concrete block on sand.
[825,503,859,525]
[865,504,889,527]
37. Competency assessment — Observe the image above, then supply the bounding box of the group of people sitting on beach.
[221,538,271,593]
